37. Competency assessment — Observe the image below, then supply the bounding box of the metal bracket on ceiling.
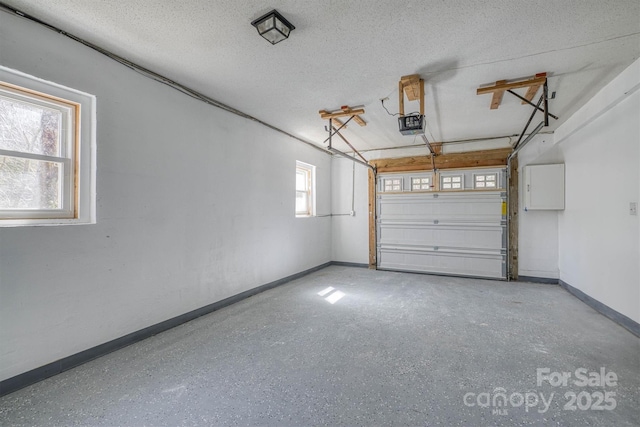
[506,88,559,122]
[511,79,558,154]
[322,115,355,145]
[320,105,367,145]
[477,72,559,156]
[320,106,366,129]
[319,106,373,170]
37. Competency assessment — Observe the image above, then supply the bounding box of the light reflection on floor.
[317,286,346,304]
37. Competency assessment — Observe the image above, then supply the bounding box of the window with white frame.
[382,177,402,192]
[474,173,498,189]
[441,174,463,190]
[0,66,96,226]
[296,161,315,217]
[411,176,432,191]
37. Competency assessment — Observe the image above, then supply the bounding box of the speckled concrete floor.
[0,266,638,426]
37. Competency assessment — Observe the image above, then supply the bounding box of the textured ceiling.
[3,0,639,156]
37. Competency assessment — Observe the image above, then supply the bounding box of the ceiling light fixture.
[251,9,295,45]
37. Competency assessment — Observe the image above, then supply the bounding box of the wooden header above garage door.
[369,147,512,173]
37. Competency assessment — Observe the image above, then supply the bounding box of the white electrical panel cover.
[523,164,565,210]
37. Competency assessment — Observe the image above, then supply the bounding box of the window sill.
[0,218,96,227]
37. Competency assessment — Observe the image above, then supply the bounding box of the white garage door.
[376,168,507,279]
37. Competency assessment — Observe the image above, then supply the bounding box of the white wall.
[518,209,559,279]
[0,13,331,381]
[555,59,640,323]
[517,135,561,279]
[331,157,369,264]
[516,59,639,324]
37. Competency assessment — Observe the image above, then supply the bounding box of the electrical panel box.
[523,164,565,210]
[398,114,426,135]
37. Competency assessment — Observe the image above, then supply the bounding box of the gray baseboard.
[8,266,634,398]
[518,276,559,285]
[0,261,333,397]
[330,261,369,268]
[560,280,640,338]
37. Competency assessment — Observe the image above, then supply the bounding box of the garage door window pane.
[442,175,463,190]
[383,178,402,192]
[474,173,498,189]
[411,177,431,190]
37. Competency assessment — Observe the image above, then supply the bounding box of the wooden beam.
[522,85,541,104]
[369,148,513,173]
[401,74,421,101]
[352,115,367,126]
[368,168,377,269]
[477,76,547,96]
[319,108,366,119]
[508,155,518,280]
[399,75,425,115]
[490,80,507,109]
[522,72,547,104]
[430,142,443,155]
[338,106,366,126]
[332,118,345,128]
[398,80,405,116]
[419,79,425,115]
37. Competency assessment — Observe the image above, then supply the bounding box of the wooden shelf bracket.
[477,72,549,110]
[318,104,371,170]
[399,74,425,116]
[319,105,366,126]
[477,72,559,146]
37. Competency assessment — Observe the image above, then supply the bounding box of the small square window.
[441,174,463,190]
[411,176,431,191]
[383,178,402,192]
[474,173,498,189]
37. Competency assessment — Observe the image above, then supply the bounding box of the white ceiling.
[4,0,640,156]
